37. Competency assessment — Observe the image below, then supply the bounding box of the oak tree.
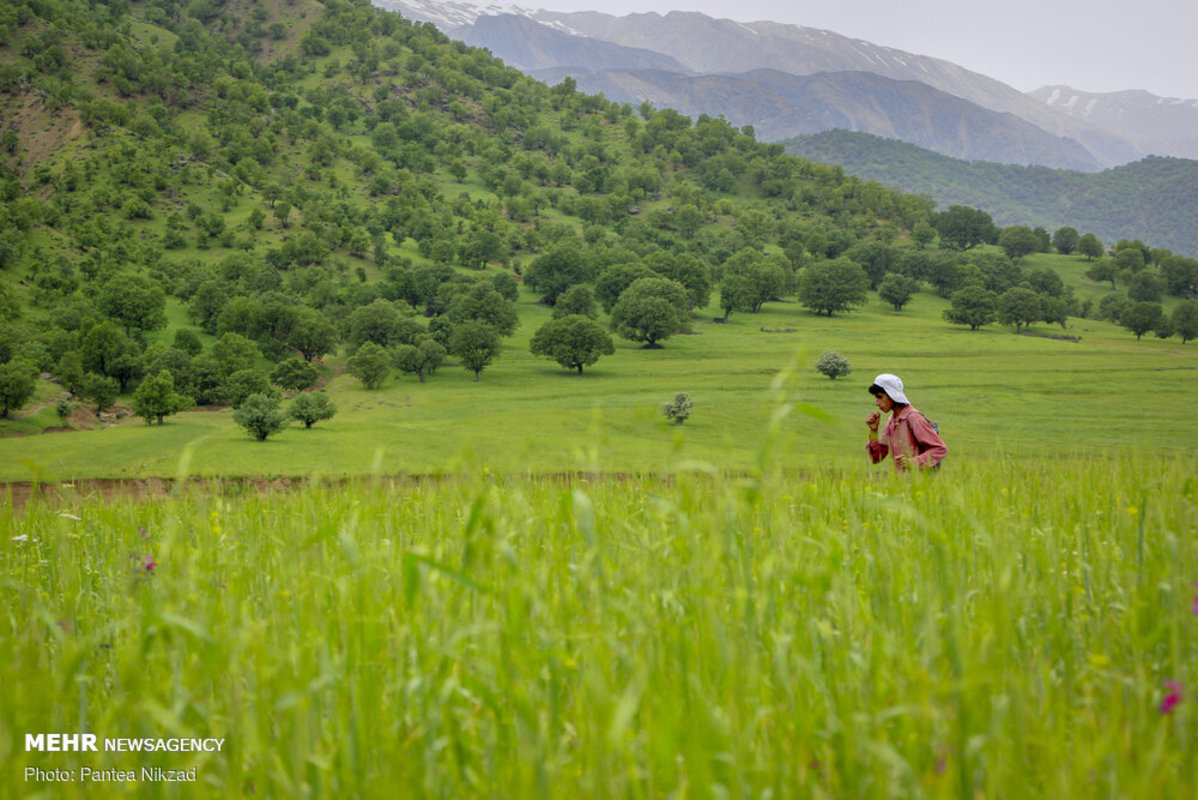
[530,315,615,374]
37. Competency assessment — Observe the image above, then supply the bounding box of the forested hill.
[2,0,1194,427]
[782,130,1198,256]
[0,0,930,351]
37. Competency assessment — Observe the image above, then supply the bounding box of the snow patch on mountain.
[374,0,535,29]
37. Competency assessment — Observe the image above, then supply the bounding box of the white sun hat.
[868,373,910,405]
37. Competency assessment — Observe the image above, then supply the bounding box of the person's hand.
[866,411,881,432]
[894,454,913,470]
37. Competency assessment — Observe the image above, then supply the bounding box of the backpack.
[902,410,941,455]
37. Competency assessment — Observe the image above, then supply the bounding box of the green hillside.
[782,130,1198,257]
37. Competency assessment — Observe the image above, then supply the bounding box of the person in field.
[865,373,947,471]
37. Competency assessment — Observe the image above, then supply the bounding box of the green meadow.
[1,260,1194,483]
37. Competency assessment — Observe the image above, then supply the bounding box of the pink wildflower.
[1161,681,1183,714]
[131,551,156,582]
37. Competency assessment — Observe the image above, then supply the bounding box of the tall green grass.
[3,455,1195,798]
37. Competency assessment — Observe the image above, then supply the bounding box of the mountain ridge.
[529,67,1103,171]
[376,2,1146,168]
[1029,84,1198,161]
[783,130,1198,256]
[455,13,691,73]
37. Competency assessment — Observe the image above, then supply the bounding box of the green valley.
[1,0,1194,481]
[2,3,1198,798]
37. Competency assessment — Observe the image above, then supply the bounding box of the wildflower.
[935,749,948,775]
[130,552,156,581]
[1160,681,1183,714]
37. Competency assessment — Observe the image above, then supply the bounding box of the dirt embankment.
[2,472,676,511]
[2,476,306,510]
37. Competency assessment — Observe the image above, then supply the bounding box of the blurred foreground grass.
[2,455,1196,798]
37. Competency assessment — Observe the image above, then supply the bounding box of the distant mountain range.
[783,130,1198,256]
[1029,86,1198,161]
[373,1,1198,253]
[374,1,1179,170]
[531,67,1103,171]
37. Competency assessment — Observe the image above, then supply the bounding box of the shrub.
[661,392,693,425]
[55,394,72,424]
[816,351,851,380]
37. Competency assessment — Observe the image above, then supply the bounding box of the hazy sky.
[520,0,1198,98]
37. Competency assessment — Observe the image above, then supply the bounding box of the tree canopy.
[289,392,337,429]
[943,286,998,330]
[131,370,190,425]
[449,321,502,381]
[609,278,691,347]
[797,258,869,316]
[530,315,615,374]
[934,206,998,251]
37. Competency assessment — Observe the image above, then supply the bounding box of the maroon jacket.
[867,405,947,470]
